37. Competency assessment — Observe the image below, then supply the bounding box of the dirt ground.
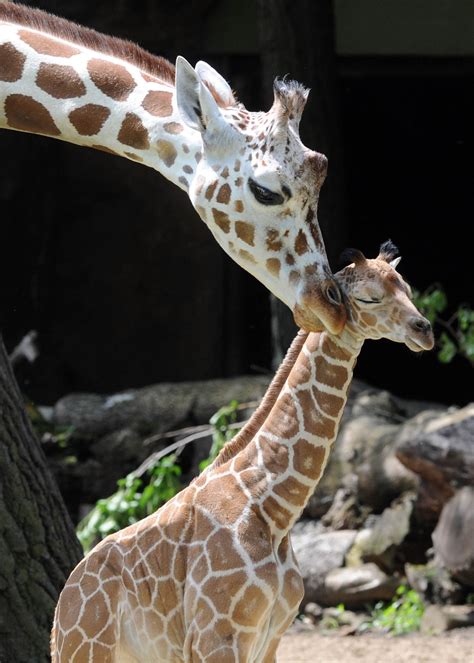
[277,627,474,662]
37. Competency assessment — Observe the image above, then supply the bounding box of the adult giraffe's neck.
[230,330,362,539]
[0,15,201,192]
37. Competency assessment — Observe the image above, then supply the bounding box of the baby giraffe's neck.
[223,329,362,539]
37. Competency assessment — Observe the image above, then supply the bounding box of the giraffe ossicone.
[52,241,434,662]
[0,2,346,334]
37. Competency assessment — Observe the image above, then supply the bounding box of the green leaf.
[438,333,457,363]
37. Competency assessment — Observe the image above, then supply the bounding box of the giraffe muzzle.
[407,315,435,351]
[293,278,347,334]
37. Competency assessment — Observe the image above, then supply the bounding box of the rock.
[321,488,371,531]
[346,493,414,572]
[320,607,366,635]
[396,404,474,527]
[432,487,474,587]
[304,386,439,518]
[291,524,357,607]
[320,563,399,607]
[304,602,323,623]
[405,562,466,605]
[53,375,270,438]
[420,604,474,635]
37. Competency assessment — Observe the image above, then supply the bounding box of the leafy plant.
[26,401,74,448]
[199,399,240,471]
[413,285,474,367]
[77,454,181,552]
[368,585,424,635]
[77,400,242,552]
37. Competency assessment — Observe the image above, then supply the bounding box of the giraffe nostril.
[411,317,431,334]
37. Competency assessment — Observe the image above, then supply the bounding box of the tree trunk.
[0,335,82,662]
[257,0,347,364]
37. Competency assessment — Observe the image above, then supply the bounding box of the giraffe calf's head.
[336,240,434,351]
[175,58,347,335]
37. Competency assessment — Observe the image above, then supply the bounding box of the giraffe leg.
[52,545,123,662]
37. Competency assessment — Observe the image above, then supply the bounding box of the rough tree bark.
[0,335,82,662]
[257,0,347,364]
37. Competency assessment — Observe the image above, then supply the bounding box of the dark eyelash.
[248,178,284,206]
[355,297,382,304]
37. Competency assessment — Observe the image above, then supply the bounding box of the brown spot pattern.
[235,221,255,246]
[312,388,345,418]
[118,113,149,149]
[264,392,299,438]
[205,181,218,201]
[216,183,231,204]
[5,94,60,136]
[266,258,281,277]
[202,572,246,612]
[68,104,110,136]
[260,434,289,474]
[273,476,309,507]
[19,29,80,57]
[238,517,272,563]
[208,529,245,570]
[297,389,336,438]
[234,200,244,213]
[36,63,86,99]
[262,495,291,530]
[315,355,349,388]
[239,249,256,264]
[293,439,326,480]
[266,229,282,252]
[156,139,177,166]
[295,229,309,255]
[163,121,183,134]
[289,270,301,285]
[233,585,268,627]
[88,58,136,101]
[125,152,143,162]
[212,209,230,233]
[0,43,26,82]
[361,312,377,326]
[142,90,173,116]
[322,336,352,362]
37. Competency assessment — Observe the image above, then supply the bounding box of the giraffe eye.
[248,179,284,206]
[355,297,382,304]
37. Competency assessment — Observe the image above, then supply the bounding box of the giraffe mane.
[212,329,309,467]
[0,2,176,85]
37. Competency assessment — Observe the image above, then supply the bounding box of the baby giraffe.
[52,240,434,663]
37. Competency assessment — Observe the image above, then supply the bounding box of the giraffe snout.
[407,315,435,351]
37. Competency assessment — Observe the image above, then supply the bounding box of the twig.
[134,419,250,479]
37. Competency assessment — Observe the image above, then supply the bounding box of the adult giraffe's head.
[336,240,435,351]
[175,58,346,334]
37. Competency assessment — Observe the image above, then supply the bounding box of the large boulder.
[291,522,357,607]
[396,404,474,527]
[320,563,399,607]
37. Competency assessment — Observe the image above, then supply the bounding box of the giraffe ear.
[175,56,229,141]
[195,61,236,108]
[390,256,402,269]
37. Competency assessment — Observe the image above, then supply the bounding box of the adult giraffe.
[52,241,434,662]
[0,2,346,333]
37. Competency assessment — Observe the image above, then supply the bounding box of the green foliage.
[368,585,424,635]
[77,454,181,552]
[77,400,241,552]
[27,401,74,448]
[199,399,240,471]
[413,285,474,367]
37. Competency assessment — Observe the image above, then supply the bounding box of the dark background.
[1,0,472,405]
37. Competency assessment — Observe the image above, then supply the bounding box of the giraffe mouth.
[406,333,435,352]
